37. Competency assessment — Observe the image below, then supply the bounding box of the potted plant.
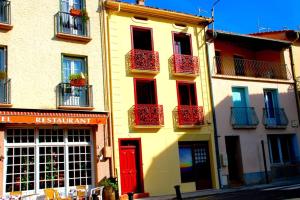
[70,7,82,16]
[81,8,89,22]
[98,177,118,200]
[69,72,87,87]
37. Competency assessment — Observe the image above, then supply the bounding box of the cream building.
[0,0,111,197]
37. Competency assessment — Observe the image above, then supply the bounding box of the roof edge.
[105,0,213,25]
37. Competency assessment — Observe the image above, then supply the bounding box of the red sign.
[0,111,107,125]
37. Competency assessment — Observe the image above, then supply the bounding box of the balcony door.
[60,0,84,35]
[173,33,192,55]
[234,55,245,76]
[62,56,87,106]
[177,82,197,106]
[134,79,157,105]
[232,87,249,125]
[264,89,279,125]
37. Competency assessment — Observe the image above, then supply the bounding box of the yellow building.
[0,0,111,197]
[104,0,219,196]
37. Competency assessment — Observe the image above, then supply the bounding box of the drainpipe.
[204,31,222,189]
[99,0,115,178]
[288,31,300,123]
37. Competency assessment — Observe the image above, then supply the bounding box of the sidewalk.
[136,178,300,200]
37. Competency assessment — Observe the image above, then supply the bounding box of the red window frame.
[176,81,198,106]
[130,25,154,51]
[172,31,193,55]
[133,78,158,105]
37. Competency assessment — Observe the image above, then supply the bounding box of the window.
[60,0,85,36]
[234,55,245,76]
[178,141,212,189]
[268,135,298,164]
[134,79,157,105]
[177,82,197,106]
[5,128,93,195]
[61,56,88,107]
[132,27,153,50]
[215,51,222,74]
[173,33,192,55]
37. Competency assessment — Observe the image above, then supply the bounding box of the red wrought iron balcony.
[128,49,160,74]
[172,54,199,76]
[174,105,204,127]
[130,104,164,127]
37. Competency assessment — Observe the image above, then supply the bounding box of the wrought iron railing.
[172,54,199,75]
[55,11,90,37]
[130,104,164,126]
[231,107,259,128]
[263,108,288,128]
[0,0,10,24]
[174,105,204,126]
[57,83,93,107]
[128,49,160,72]
[0,79,10,104]
[214,56,292,80]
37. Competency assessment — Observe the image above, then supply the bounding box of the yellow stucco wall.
[107,12,219,195]
[0,0,106,111]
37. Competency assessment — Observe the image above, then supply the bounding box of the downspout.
[99,0,115,177]
[204,30,222,189]
[289,31,300,123]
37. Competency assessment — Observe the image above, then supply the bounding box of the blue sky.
[122,0,300,34]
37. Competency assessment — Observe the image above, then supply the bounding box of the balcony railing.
[214,56,292,80]
[55,11,90,40]
[128,49,160,73]
[0,79,10,104]
[172,54,199,76]
[57,83,93,108]
[174,105,204,127]
[129,104,164,127]
[231,107,259,128]
[263,108,288,128]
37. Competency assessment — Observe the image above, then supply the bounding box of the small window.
[177,82,197,106]
[134,79,157,104]
[132,27,153,51]
[173,33,192,55]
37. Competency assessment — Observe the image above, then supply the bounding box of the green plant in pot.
[81,8,89,22]
[69,72,87,87]
[98,177,118,200]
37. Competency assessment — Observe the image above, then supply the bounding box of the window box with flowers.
[69,73,87,87]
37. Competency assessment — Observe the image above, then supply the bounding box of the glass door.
[264,90,279,125]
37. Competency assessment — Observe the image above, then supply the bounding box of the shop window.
[132,27,153,51]
[268,134,298,164]
[173,33,191,55]
[5,128,93,195]
[134,79,157,105]
[178,142,212,189]
[177,82,197,106]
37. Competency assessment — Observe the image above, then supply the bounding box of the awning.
[0,110,108,125]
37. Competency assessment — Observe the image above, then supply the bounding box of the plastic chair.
[89,186,104,200]
[44,188,72,200]
[9,191,22,200]
[76,186,87,200]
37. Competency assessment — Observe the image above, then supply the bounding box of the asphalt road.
[193,184,300,200]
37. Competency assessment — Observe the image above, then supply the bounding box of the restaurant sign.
[0,111,107,125]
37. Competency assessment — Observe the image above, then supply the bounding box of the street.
[193,184,300,200]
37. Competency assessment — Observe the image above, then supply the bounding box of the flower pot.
[103,187,115,200]
[70,8,82,16]
[70,78,86,87]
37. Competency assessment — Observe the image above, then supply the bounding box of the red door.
[120,146,138,194]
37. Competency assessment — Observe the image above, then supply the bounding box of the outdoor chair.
[89,186,104,200]
[44,188,72,200]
